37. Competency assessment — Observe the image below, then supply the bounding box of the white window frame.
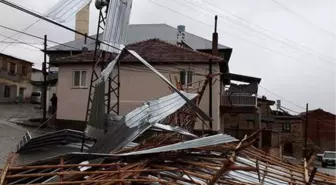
[179,69,194,87]
[72,70,88,88]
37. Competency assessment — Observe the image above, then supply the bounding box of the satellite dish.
[95,0,109,9]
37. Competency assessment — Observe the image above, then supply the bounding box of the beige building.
[46,5,235,131]
[0,53,33,102]
[50,39,226,131]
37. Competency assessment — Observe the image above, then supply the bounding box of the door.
[19,87,24,97]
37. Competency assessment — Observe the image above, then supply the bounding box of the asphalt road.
[316,163,336,176]
[0,104,47,167]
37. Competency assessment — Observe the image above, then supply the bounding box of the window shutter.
[81,71,87,87]
[180,70,186,85]
[73,71,80,87]
[187,70,193,85]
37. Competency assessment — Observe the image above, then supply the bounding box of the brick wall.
[304,109,336,151]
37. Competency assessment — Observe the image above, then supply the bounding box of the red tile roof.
[52,38,224,65]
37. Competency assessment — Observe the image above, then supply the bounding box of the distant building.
[0,53,33,103]
[300,109,336,151]
[223,96,304,158]
[30,68,58,109]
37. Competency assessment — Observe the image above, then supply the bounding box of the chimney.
[75,4,90,40]
[177,25,186,46]
[82,33,88,53]
[212,16,218,56]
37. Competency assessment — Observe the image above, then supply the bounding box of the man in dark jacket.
[50,93,57,114]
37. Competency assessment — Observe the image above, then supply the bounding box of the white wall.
[31,71,43,81]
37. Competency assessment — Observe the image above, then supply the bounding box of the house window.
[4,86,10,97]
[180,69,193,86]
[22,66,27,76]
[8,62,16,75]
[282,122,291,132]
[73,70,87,88]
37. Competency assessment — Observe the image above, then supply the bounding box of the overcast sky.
[0,0,335,114]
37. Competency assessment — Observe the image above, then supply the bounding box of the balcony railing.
[221,93,257,107]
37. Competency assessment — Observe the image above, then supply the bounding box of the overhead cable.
[0,0,121,51]
[0,32,42,50]
[258,85,306,110]
[0,24,80,50]
[271,0,336,40]
[180,0,336,65]
[0,0,72,52]
[148,0,335,75]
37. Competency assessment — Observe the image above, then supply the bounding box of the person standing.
[50,93,57,115]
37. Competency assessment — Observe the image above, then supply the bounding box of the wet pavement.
[0,104,48,167]
[315,162,336,176]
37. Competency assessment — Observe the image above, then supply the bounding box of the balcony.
[221,93,257,107]
[220,93,258,114]
[0,70,24,82]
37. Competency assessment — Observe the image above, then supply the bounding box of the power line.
[271,0,336,39]
[258,85,306,110]
[198,0,336,64]
[0,0,121,51]
[179,0,336,66]
[0,0,82,52]
[0,19,41,52]
[148,0,335,75]
[280,106,301,114]
[0,32,42,50]
[0,41,42,45]
[0,24,80,50]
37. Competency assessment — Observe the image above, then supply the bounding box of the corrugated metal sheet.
[45,0,92,22]
[151,123,197,138]
[124,91,198,128]
[101,0,133,53]
[16,129,94,153]
[127,49,212,121]
[88,91,198,153]
[117,134,238,156]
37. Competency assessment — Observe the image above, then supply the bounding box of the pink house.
[50,39,227,132]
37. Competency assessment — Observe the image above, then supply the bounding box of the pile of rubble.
[1,55,335,185]
[1,129,335,185]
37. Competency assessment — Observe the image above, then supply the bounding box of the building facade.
[223,96,304,158]
[301,109,336,151]
[0,53,33,103]
[50,39,225,132]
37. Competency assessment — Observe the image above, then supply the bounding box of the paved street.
[0,104,47,167]
[318,166,336,176]
[315,161,336,176]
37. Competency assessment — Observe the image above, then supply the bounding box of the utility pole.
[209,15,218,131]
[258,108,262,148]
[209,58,213,130]
[42,35,47,122]
[304,103,308,159]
